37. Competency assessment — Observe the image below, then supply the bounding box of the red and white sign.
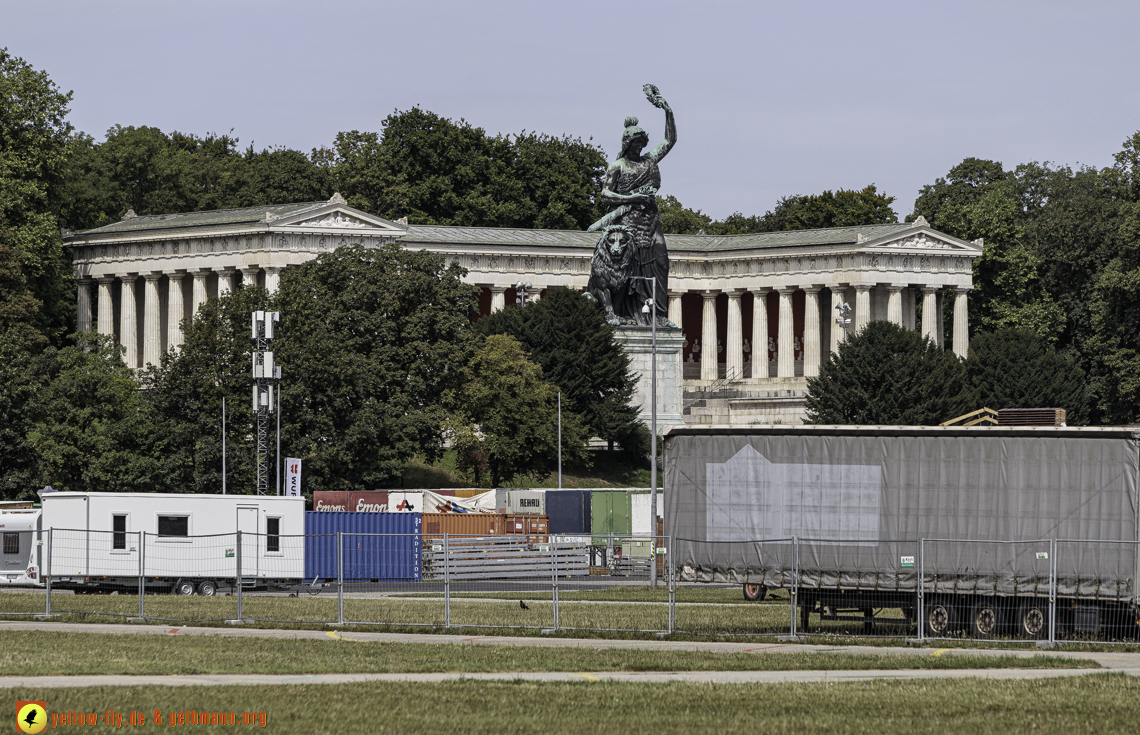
[286,458,302,497]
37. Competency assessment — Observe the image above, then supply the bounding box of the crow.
[519,600,530,611]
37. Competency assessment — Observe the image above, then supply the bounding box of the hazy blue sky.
[7,0,1140,219]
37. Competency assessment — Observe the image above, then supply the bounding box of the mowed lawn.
[0,631,1094,676]
[10,676,1138,734]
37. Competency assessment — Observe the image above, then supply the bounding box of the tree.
[144,286,273,495]
[805,321,971,425]
[449,334,588,486]
[784,185,897,230]
[964,329,1089,423]
[24,333,166,495]
[271,244,479,492]
[477,288,648,456]
[0,48,76,344]
[316,110,607,229]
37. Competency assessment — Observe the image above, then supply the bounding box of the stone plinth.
[614,326,686,433]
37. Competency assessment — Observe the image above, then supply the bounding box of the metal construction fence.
[0,529,1136,644]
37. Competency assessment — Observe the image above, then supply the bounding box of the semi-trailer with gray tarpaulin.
[663,425,1140,639]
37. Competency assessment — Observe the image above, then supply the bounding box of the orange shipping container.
[505,514,549,542]
[421,513,505,540]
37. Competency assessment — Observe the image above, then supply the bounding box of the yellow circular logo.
[17,702,46,734]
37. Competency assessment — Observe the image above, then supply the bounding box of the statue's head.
[621,116,649,158]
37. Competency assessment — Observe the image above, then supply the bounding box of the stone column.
[192,270,210,315]
[700,291,718,382]
[726,289,744,380]
[854,284,872,332]
[903,287,916,330]
[77,278,93,333]
[490,286,507,313]
[936,291,945,347]
[953,287,970,358]
[264,266,283,294]
[827,286,845,354]
[667,291,683,327]
[167,273,185,351]
[886,284,904,325]
[120,274,139,368]
[217,269,236,297]
[143,273,163,367]
[803,287,822,378]
[241,267,260,288]
[777,287,795,378]
[96,276,116,335]
[751,288,770,379]
[921,286,939,343]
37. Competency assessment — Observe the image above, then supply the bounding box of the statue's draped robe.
[605,157,670,325]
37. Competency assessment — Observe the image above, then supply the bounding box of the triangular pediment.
[271,199,406,232]
[863,226,982,253]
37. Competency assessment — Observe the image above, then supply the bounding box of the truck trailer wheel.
[197,580,217,597]
[969,600,1003,638]
[1014,601,1047,639]
[743,583,767,602]
[173,580,196,596]
[923,600,957,637]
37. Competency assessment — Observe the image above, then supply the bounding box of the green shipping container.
[591,490,632,544]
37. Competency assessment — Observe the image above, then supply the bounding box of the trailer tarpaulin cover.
[664,429,1140,601]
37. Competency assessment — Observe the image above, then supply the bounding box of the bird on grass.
[519,600,530,611]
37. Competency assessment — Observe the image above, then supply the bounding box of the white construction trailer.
[36,491,305,595]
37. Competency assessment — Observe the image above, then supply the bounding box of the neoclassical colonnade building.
[65,194,984,425]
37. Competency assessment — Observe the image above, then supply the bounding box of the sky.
[6,0,1140,220]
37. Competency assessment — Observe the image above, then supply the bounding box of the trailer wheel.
[197,580,217,597]
[969,600,1003,638]
[923,600,957,637]
[743,583,767,602]
[1015,601,1047,639]
[173,580,196,596]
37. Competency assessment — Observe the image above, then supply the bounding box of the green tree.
[449,334,588,486]
[964,329,1088,423]
[272,244,479,492]
[144,286,273,495]
[805,321,971,425]
[0,48,76,343]
[477,288,648,457]
[316,110,607,229]
[784,185,897,230]
[24,333,166,495]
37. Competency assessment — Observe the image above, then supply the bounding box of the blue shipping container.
[546,490,591,535]
[304,512,421,581]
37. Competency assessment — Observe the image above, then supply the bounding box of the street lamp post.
[835,301,852,343]
[630,275,659,587]
[515,281,532,308]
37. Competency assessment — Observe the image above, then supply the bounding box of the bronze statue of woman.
[588,84,676,326]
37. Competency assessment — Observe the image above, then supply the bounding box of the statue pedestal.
[613,326,686,433]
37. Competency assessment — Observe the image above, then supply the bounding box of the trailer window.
[112,514,127,550]
[266,517,280,552]
[2,533,18,555]
[157,515,189,537]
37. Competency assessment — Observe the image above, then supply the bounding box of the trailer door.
[237,507,259,577]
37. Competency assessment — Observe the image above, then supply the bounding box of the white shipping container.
[631,493,663,535]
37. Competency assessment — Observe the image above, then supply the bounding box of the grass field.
[0,630,1095,676]
[10,676,1137,734]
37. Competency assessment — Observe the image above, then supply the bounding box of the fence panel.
[438,533,555,631]
[672,538,794,637]
[554,533,667,634]
[339,532,440,628]
[0,529,49,618]
[239,532,333,623]
[139,531,239,622]
[39,529,141,619]
[1055,539,1139,643]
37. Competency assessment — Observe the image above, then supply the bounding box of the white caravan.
[0,509,44,586]
[40,491,305,595]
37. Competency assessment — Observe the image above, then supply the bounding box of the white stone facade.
[64,196,983,426]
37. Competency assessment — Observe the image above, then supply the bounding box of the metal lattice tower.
[251,311,280,495]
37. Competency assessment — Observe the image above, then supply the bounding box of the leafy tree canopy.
[449,334,589,487]
[0,48,75,344]
[314,109,607,230]
[476,288,648,456]
[659,187,896,236]
[964,328,1089,424]
[805,321,971,425]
